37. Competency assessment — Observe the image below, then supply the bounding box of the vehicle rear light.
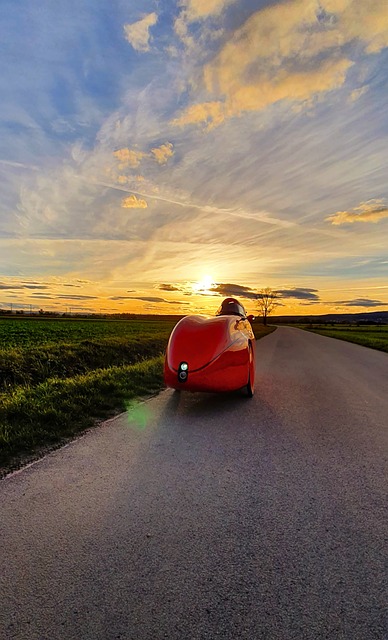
[178,362,189,382]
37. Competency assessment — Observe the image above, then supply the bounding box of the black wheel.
[245,345,254,397]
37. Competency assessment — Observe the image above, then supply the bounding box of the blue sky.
[1,0,388,314]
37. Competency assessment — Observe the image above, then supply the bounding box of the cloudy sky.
[1,0,388,315]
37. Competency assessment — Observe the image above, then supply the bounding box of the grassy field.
[0,316,275,474]
[0,318,177,391]
[299,324,388,353]
[0,317,177,349]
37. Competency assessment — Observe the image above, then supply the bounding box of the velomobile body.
[164,298,256,396]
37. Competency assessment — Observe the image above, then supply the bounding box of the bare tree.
[256,288,279,326]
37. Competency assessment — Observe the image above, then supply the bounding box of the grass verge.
[298,325,388,353]
[0,323,276,476]
[0,335,170,391]
[0,356,164,475]
[251,324,276,340]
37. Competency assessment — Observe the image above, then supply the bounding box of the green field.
[0,316,274,474]
[0,317,177,349]
[0,317,177,391]
[299,324,388,353]
[0,316,176,472]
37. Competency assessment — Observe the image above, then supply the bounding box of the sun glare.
[193,274,215,293]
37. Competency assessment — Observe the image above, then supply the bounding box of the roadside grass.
[0,334,170,391]
[251,323,276,340]
[297,324,388,353]
[0,319,276,475]
[0,356,164,473]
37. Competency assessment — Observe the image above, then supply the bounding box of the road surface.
[1,327,387,639]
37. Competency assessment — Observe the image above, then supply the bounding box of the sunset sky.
[1,0,388,315]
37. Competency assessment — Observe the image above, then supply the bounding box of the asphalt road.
[1,327,387,640]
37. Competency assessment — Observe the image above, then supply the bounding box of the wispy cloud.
[28,293,98,300]
[0,284,24,290]
[96,180,295,230]
[326,200,388,225]
[158,283,181,291]
[180,0,236,22]
[56,295,98,300]
[210,283,258,299]
[334,298,387,308]
[110,295,189,305]
[26,294,56,299]
[174,0,233,51]
[276,288,320,301]
[349,86,369,103]
[123,13,158,52]
[0,159,39,171]
[0,283,49,290]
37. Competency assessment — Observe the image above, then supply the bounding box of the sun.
[192,274,215,293]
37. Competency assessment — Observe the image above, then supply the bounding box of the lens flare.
[125,400,151,431]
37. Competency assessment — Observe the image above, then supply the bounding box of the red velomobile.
[164,298,256,397]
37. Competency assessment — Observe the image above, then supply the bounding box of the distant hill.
[1,309,387,324]
[271,310,388,324]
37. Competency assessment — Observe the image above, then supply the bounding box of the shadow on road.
[161,387,249,421]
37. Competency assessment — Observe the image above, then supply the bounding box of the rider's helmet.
[216,297,247,318]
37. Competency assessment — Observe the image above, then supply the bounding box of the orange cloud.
[326,200,388,225]
[150,142,174,164]
[181,0,235,21]
[173,59,352,128]
[172,0,388,128]
[113,148,146,168]
[121,195,148,209]
[320,0,388,54]
[114,145,174,169]
[171,101,226,129]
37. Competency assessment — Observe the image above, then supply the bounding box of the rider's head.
[216,297,246,318]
